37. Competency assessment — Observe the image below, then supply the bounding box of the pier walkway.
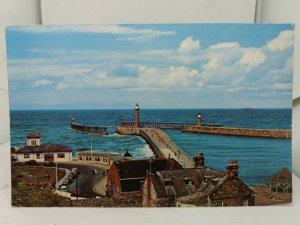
[121,121,221,130]
[117,126,194,168]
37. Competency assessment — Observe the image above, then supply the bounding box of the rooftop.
[149,167,255,205]
[269,167,292,184]
[17,144,72,154]
[112,158,183,179]
[26,132,40,139]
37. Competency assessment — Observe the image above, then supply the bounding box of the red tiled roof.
[16,144,72,154]
[26,133,41,139]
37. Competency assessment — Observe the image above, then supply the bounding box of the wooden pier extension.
[182,126,291,139]
[117,126,194,168]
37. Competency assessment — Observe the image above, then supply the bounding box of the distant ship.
[70,117,108,135]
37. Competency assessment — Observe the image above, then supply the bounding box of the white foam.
[138,144,154,158]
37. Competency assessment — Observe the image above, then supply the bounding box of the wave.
[136,144,154,158]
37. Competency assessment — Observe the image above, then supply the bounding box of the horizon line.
[9,107,292,111]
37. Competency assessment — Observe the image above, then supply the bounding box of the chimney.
[193,152,204,168]
[226,160,239,178]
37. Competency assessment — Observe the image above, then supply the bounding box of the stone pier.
[117,126,194,168]
[182,126,291,139]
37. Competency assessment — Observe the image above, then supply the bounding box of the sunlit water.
[10,108,291,185]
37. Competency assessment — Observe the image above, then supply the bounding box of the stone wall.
[182,126,291,139]
[117,126,139,135]
[71,195,142,207]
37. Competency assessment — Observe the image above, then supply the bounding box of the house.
[107,158,183,197]
[269,167,292,194]
[16,132,72,162]
[77,151,129,167]
[142,153,255,207]
[11,147,17,161]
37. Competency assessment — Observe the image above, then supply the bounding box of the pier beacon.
[135,104,140,128]
[197,113,202,127]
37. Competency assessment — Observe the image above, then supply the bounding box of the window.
[36,154,40,159]
[103,157,108,162]
[31,140,36,146]
[242,199,248,206]
[183,177,194,185]
[24,154,30,158]
[214,201,223,207]
[79,156,82,160]
[57,153,65,158]
[164,179,173,186]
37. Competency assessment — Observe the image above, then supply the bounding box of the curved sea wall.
[182,126,291,139]
[117,126,194,168]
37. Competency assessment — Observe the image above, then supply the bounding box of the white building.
[77,151,131,167]
[16,133,72,162]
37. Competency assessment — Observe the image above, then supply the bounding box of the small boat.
[70,118,108,135]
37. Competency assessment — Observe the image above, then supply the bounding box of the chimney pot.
[226,160,239,178]
[193,152,204,168]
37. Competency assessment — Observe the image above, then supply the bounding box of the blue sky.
[6,24,294,109]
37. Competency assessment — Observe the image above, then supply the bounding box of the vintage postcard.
[7,24,294,207]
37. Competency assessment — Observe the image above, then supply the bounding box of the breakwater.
[182,126,291,139]
[117,126,194,168]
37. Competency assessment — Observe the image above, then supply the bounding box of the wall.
[26,138,41,146]
[106,163,121,197]
[183,126,291,139]
[16,152,72,162]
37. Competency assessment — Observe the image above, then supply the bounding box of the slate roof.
[26,133,41,139]
[16,144,72,154]
[269,167,292,184]
[113,158,183,179]
[150,167,255,205]
[152,167,225,198]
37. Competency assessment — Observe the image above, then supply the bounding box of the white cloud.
[202,56,219,70]
[273,82,292,90]
[32,79,52,88]
[142,49,174,57]
[267,30,294,52]
[57,82,69,90]
[239,49,266,68]
[9,25,176,42]
[227,86,259,92]
[178,37,200,53]
[209,42,240,49]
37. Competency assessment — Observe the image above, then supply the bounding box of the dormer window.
[164,179,173,186]
[184,177,194,185]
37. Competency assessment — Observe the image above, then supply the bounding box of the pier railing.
[121,121,221,129]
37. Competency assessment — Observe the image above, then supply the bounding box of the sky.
[6,24,294,110]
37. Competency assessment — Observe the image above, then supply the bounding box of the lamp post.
[90,139,93,165]
[55,161,58,189]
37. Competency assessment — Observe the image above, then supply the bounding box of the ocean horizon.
[10,108,291,185]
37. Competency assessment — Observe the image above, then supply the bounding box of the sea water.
[10,108,291,185]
